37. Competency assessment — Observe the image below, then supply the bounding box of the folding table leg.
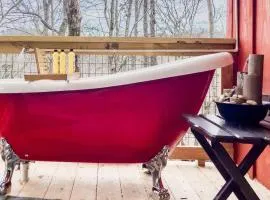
[192,129,229,179]
[212,141,260,200]
[191,129,246,199]
[215,141,267,199]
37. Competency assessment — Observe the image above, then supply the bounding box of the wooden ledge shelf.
[0,36,236,56]
[24,74,67,81]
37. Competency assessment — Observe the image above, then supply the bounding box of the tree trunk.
[109,0,115,36]
[65,0,81,36]
[134,0,139,36]
[150,0,157,66]
[43,0,49,35]
[143,0,148,37]
[107,0,116,72]
[131,0,139,70]
[143,0,148,67]
[50,0,54,35]
[207,0,214,38]
[64,0,81,72]
[115,0,119,36]
[59,1,68,35]
[125,0,133,36]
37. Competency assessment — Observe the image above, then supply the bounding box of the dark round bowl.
[215,101,270,124]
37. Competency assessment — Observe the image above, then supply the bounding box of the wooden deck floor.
[0,160,269,200]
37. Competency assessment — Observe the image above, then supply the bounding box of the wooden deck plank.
[43,162,78,200]
[17,162,58,198]
[176,161,220,200]
[247,178,270,199]
[0,160,269,199]
[136,164,176,200]
[135,164,158,200]
[118,164,149,200]
[198,162,237,200]
[12,162,38,196]
[96,164,123,200]
[163,161,200,200]
[69,163,98,200]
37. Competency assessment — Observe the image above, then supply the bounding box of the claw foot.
[158,188,170,200]
[0,181,11,195]
[143,146,170,200]
[0,138,20,196]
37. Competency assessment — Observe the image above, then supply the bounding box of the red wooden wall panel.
[238,0,255,71]
[230,0,256,179]
[254,0,270,189]
[229,0,270,189]
[256,0,270,94]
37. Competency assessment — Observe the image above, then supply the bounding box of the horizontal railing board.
[0,36,236,55]
[170,144,234,161]
[0,36,236,43]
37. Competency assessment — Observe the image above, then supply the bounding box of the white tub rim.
[0,52,233,93]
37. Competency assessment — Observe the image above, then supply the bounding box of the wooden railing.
[0,36,236,56]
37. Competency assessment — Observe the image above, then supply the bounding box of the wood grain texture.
[1,160,269,200]
[0,36,235,55]
[24,74,67,81]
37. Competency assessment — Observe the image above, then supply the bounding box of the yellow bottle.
[59,50,66,74]
[67,49,75,75]
[52,50,59,74]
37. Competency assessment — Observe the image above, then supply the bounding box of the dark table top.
[183,114,270,144]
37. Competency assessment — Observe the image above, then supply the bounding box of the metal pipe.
[21,161,30,183]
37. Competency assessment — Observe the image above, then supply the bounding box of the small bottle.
[52,50,59,74]
[59,50,66,74]
[67,49,75,75]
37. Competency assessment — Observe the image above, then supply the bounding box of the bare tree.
[124,0,133,36]
[149,0,155,37]
[43,0,50,35]
[143,0,148,37]
[156,0,203,37]
[0,0,23,27]
[143,0,148,67]
[108,0,115,36]
[65,0,82,36]
[8,0,64,35]
[150,0,157,65]
[115,0,119,36]
[134,0,140,36]
[130,0,141,69]
[59,1,68,35]
[207,0,214,38]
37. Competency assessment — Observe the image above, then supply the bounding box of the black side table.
[184,114,270,200]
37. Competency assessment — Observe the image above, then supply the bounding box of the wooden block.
[170,146,209,161]
[34,48,49,74]
[198,160,206,167]
[24,74,67,81]
[170,144,234,161]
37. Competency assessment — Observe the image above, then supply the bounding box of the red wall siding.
[238,0,255,71]
[254,0,270,188]
[256,0,270,94]
[230,0,270,189]
[232,0,255,179]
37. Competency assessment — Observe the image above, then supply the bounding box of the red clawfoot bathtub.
[0,52,233,198]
